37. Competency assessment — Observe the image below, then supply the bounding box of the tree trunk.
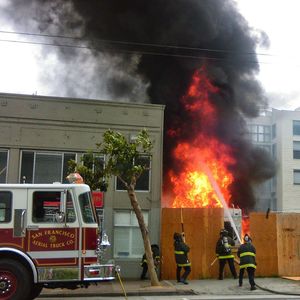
[127,186,160,286]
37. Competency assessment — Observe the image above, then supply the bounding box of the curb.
[39,288,197,298]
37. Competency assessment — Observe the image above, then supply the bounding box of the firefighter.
[174,232,191,284]
[237,234,257,290]
[215,229,237,280]
[140,244,160,280]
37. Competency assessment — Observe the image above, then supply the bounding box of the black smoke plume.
[4,0,275,209]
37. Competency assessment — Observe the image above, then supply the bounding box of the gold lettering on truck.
[30,229,75,249]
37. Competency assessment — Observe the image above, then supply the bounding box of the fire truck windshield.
[78,192,96,223]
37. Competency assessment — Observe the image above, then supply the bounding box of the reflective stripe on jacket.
[237,243,256,269]
[174,241,191,267]
[217,253,235,259]
[140,253,161,266]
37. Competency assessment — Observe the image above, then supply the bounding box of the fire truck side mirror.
[55,211,65,223]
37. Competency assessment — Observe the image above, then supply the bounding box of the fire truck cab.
[0,183,115,300]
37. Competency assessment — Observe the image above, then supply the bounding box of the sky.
[237,0,300,110]
[0,0,299,110]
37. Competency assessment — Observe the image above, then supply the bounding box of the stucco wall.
[0,92,165,278]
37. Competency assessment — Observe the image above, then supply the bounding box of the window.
[272,124,276,139]
[0,191,12,222]
[248,125,271,143]
[293,121,300,135]
[0,150,8,183]
[258,144,271,154]
[20,151,76,183]
[116,156,151,191]
[272,144,277,159]
[82,153,104,174]
[293,170,300,185]
[135,156,151,191]
[78,192,96,223]
[293,141,300,159]
[113,210,148,258]
[32,190,75,223]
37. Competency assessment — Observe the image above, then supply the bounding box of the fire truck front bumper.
[84,263,117,281]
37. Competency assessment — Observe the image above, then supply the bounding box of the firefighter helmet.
[173,232,182,241]
[244,234,251,243]
[220,229,228,236]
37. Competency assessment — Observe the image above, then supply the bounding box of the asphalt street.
[38,295,300,300]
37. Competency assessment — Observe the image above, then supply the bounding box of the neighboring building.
[246,107,300,212]
[0,92,165,278]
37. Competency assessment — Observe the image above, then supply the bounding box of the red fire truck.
[0,183,116,300]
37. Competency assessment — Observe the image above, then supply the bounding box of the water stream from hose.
[200,160,242,244]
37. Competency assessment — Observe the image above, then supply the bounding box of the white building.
[247,108,300,212]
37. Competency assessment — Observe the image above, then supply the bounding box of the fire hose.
[209,258,300,296]
[255,283,300,296]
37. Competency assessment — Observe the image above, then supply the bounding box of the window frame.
[293,120,300,136]
[78,191,97,224]
[272,124,276,139]
[81,153,105,174]
[115,155,151,192]
[293,141,300,159]
[0,191,12,223]
[0,149,9,183]
[113,210,149,258]
[31,190,76,224]
[248,124,271,143]
[20,150,77,184]
[293,169,300,185]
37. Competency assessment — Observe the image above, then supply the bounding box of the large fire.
[170,140,235,208]
[169,68,236,209]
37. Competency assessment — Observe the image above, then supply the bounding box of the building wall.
[0,92,165,278]
[247,108,300,212]
[273,109,300,211]
[246,110,275,211]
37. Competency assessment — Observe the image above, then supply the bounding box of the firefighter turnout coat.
[174,234,191,267]
[215,236,235,260]
[237,242,256,269]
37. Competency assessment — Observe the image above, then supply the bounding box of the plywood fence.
[250,212,300,277]
[161,209,300,279]
[249,212,278,276]
[160,208,223,279]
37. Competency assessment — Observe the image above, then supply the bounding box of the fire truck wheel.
[0,258,31,300]
[28,283,43,300]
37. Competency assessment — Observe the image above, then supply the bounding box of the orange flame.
[169,68,236,208]
[241,216,250,238]
[170,140,235,208]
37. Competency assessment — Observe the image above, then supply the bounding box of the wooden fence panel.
[160,208,223,279]
[250,212,278,276]
[277,213,300,276]
[161,210,300,279]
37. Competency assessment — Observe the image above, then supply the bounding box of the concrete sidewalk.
[39,277,300,298]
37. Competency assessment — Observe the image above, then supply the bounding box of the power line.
[0,37,263,65]
[0,29,272,58]
[0,30,299,67]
